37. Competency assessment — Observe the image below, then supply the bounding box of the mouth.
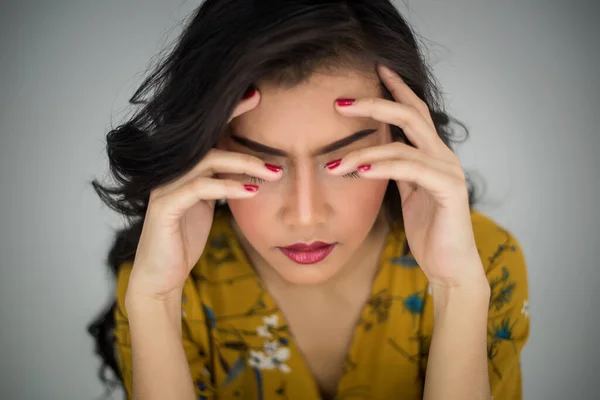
[278,241,336,265]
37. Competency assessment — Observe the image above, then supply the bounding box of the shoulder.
[471,209,519,249]
[470,209,529,315]
[469,209,527,273]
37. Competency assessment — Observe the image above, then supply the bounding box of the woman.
[89,0,529,399]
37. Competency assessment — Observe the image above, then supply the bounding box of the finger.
[155,177,258,219]
[201,149,283,180]
[335,97,449,158]
[325,141,447,176]
[355,159,468,201]
[162,149,282,194]
[377,64,435,129]
[227,87,260,123]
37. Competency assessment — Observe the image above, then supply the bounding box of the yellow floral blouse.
[114,207,529,399]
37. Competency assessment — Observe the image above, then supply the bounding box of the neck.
[231,212,390,298]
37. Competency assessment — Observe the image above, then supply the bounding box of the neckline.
[212,207,406,398]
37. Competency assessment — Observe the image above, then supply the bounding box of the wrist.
[125,283,184,330]
[430,275,490,316]
[126,268,185,302]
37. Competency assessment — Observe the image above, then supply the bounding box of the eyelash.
[241,170,360,183]
[342,171,360,179]
[242,175,268,184]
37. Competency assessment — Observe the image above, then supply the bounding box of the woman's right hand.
[126,89,282,301]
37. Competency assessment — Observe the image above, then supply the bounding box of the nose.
[282,163,328,228]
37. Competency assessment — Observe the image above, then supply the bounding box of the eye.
[342,171,360,179]
[242,174,268,184]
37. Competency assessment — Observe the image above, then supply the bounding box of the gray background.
[1,0,599,399]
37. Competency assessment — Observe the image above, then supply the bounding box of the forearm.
[125,289,196,400]
[424,275,491,400]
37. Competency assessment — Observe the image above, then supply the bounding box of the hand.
[328,65,486,289]
[127,89,283,301]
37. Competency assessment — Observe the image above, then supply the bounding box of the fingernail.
[336,99,355,107]
[243,88,256,99]
[357,164,371,172]
[244,184,259,192]
[265,163,282,172]
[325,159,342,170]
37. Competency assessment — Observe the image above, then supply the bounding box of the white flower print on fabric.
[248,349,275,370]
[256,314,279,339]
[521,299,530,319]
[247,340,291,373]
[257,325,272,339]
[248,314,291,373]
[263,314,278,328]
[264,340,279,354]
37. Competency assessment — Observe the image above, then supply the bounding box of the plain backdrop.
[1,0,599,399]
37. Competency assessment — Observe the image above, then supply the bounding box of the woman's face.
[219,68,392,285]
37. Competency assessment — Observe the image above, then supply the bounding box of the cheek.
[330,178,388,221]
[227,198,263,245]
[227,191,279,248]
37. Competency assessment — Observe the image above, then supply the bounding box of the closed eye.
[242,174,268,184]
[342,171,360,179]
[242,171,360,183]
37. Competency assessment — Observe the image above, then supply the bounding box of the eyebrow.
[229,128,378,157]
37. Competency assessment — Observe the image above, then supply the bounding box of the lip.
[278,242,336,265]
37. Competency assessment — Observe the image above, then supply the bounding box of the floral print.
[257,314,280,339]
[114,208,529,399]
[249,314,292,373]
[248,341,291,373]
[521,300,530,319]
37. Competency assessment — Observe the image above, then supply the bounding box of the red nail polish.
[243,88,256,99]
[325,159,342,170]
[265,163,282,172]
[357,164,371,172]
[336,99,355,107]
[244,184,259,192]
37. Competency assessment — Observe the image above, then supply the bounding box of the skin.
[217,68,393,397]
[219,68,392,287]
[126,64,491,400]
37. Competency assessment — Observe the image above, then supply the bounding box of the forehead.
[229,68,382,153]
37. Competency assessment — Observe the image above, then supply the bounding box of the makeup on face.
[224,71,391,285]
[277,241,337,265]
[229,128,378,158]
[229,126,380,184]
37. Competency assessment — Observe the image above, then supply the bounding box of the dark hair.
[88,0,481,396]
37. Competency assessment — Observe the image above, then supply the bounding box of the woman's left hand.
[329,64,487,290]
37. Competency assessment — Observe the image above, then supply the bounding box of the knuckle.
[406,106,420,125]
[344,148,360,161]
[390,141,408,153]
[224,179,241,193]
[222,179,233,190]
[148,188,161,201]
[191,176,209,192]
[451,178,469,197]
[203,149,218,162]
[453,165,466,180]
[416,99,429,114]
[147,196,168,216]
[241,153,260,166]
[407,158,424,171]
[364,97,377,108]
[149,186,168,205]
[406,159,427,177]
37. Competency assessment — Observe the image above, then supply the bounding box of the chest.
[276,297,367,399]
